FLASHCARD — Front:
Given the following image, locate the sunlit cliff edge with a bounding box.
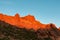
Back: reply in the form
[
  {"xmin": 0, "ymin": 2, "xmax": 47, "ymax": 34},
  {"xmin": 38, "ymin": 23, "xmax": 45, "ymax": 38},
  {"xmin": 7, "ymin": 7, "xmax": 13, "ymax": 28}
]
[{"xmin": 0, "ymin": 13, "xmax": 59, "ymax": 31}]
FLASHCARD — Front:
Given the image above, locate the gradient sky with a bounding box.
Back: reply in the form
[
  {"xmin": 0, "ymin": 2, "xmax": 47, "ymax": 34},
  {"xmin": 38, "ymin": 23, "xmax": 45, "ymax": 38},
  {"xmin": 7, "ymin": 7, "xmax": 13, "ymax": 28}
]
[{"xmin": 0, "ymin": 0, "xmax": 60, "ymax": 27}]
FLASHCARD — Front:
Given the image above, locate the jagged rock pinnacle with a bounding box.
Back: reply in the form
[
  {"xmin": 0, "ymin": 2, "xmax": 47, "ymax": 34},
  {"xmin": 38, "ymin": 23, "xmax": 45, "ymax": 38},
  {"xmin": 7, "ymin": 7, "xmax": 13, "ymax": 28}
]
[{"xmin": 15, "ymin": 13, "xmax": 20, "ymax": 18}]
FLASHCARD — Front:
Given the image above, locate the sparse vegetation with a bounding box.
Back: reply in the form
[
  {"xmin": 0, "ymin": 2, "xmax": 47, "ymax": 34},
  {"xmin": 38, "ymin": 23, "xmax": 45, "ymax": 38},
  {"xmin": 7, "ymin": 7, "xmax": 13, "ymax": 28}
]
[{"xmin": 0, "ymin": 21, "xmax": 60, "ymax": 40}]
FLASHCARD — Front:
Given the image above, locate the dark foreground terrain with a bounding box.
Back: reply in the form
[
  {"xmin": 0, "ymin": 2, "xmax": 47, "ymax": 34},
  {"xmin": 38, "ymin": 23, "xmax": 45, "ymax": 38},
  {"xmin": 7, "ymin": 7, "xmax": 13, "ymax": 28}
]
[{"xmin": 0, "ymin": 20, "xmax": 60, "ymax": 40}]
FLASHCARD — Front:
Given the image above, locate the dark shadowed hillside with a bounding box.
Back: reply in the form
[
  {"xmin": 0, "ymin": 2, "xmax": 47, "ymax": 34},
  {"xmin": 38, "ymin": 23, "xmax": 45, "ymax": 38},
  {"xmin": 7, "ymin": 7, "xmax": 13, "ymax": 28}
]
[{"xmin": 0, "ymin": 20, "xmax": 60, "ymax": 40}]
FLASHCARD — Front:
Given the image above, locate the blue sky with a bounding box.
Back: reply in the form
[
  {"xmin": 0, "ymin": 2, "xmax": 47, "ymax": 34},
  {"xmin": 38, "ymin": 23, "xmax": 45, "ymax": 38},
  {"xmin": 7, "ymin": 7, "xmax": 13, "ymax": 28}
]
[{"xmin": 0, "ymin": 0, "xmax": 60, "ymax": 27}]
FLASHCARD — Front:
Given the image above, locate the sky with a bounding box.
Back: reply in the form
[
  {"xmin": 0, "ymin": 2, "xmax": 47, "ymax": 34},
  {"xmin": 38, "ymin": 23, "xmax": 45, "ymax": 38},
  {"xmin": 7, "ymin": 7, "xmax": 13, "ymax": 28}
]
[{"xmin": 0, "ymin": 0, "xmax": 60, "ymax": 27}]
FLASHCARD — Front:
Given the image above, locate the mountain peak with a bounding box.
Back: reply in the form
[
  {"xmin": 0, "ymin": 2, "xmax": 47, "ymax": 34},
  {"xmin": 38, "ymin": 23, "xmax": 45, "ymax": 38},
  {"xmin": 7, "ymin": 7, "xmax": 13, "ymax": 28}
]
[
  {"xmin": 15, "ymin": 13, "xmax": 20, "ymax": 18},
  {"xmin": 24, "ymin": 14, "xmax": 35, "ymax": 22}
]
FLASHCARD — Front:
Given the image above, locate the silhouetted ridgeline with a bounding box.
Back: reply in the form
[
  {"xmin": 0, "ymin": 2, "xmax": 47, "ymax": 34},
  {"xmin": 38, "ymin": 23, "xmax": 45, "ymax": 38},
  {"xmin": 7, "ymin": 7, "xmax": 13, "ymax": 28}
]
[{"xmin": 0, "ymin": 20, "xmax": 60, "ymax": 40}]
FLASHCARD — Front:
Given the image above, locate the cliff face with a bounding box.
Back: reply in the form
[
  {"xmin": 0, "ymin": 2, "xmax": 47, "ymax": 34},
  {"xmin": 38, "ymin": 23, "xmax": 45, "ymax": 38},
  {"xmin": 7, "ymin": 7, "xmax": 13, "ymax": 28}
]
[{"xmin": 0, "ymin": 13, "xmax": 57, "ymax": 31}]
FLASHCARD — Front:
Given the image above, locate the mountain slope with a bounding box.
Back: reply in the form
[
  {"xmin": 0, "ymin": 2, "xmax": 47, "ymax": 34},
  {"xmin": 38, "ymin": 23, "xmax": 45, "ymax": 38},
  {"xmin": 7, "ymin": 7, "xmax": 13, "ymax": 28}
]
[
  {"xmin": 0, "ymin": 13, "xmax": 60, "ymax": 40},
  {"xmin": 0, "ymin": 20, "xmax": 60, "ymax": 40},
  {"xmin": 0, "ymin": 20, "xmax": 38, "ymax": 40}
]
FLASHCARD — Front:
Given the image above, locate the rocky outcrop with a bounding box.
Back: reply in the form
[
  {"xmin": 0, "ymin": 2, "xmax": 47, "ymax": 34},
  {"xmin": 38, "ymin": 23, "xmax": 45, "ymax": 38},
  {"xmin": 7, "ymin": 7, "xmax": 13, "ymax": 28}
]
[{"xmin": 0, "ymin": 13, "xmax": 46, "ymax": 31}]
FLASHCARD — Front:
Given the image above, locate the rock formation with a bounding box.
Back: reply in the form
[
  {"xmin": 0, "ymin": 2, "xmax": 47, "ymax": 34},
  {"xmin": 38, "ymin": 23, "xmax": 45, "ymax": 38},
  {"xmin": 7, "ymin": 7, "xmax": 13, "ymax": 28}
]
[{"xmin": 0, "ymin": 13, "xmax": 60, "ymax": 40}]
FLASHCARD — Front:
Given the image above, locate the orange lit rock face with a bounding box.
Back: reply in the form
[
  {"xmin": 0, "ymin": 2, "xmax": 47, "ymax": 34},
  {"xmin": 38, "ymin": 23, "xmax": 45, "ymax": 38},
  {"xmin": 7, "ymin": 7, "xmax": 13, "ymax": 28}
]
[{"xmin": 0, "ymin": 13, "xmax": 56, "ymax": 31}]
